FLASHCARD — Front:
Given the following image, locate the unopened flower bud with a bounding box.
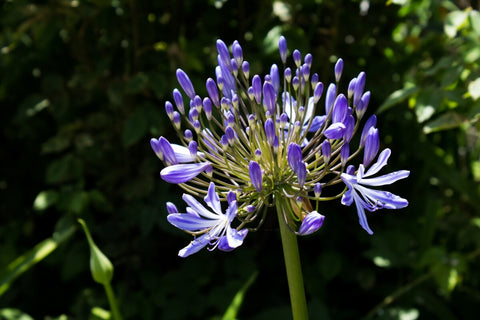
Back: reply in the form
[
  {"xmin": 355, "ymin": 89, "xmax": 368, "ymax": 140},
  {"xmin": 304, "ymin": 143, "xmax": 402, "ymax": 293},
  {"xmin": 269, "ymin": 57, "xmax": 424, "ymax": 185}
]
[
  {"xmin": 293, "ymin": 49, "xmax": 301, "ymax": 67},
  {"xmin": 334, "ymin": 58, "xmax": 344, "ymax": 83},
  {"xmin": 173, "ymin": 89, "xmax": 185, "ymax": 114},
  {"xmin": 242, "ymin": 61, "xmax": 250, "ymax": 79},
  {"xmin": 176, "ymin": 68, "xmax": 196, "ymax": 99},
  {"xmin": 249, "ymin": 161, "xmax": 263, "ymax": 192},
  {"xmin": 165, "ymin": 101, "xmax": 174, "ymax": 120},
  {"xmin": 206, "ymin": 78, "xmax": 220, "ymax": 107},
  {"xmin": 279, "ymin": 36, "xmax": 288, "ymax": 63},
  {"xmin": 252, "ymin": 75, "xmax": 262, "ymax": 104}
]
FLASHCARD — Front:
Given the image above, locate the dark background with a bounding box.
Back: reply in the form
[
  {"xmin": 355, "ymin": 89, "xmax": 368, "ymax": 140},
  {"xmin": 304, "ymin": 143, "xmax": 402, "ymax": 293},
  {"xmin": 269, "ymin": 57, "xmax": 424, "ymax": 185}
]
[{"xmin": 1, "ymin": 0, "xmax": 480, "ymax": 319}]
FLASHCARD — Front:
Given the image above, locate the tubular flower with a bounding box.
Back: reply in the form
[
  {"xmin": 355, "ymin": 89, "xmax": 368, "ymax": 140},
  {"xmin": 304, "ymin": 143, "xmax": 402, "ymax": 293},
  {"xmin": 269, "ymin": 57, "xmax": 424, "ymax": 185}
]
[
  {"xmin": 167, "ymin": 182, "xmax": 248, "ymax": 257},
  {"xmin": 341, "ymin": 149, "xmax": 410, "ymax": 235},
  {"xmin": 151, "ymin": 35, "xmax": 410, "ymax": 256}
]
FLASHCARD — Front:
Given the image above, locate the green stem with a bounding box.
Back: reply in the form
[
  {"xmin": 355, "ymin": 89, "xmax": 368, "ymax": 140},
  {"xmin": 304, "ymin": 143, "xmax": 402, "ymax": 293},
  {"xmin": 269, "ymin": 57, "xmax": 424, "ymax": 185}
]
[
  {"xmin": 104, "ymin": 282, "xmax": 123, "ymax": 320},
  {"xmin": 276, "ymin": 197, "xmax": 309, "ymax": 320}
]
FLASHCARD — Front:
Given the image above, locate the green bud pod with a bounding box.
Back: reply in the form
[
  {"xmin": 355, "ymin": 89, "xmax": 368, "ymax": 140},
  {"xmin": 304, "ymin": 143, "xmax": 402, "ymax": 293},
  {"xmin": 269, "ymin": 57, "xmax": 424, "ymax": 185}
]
[{"xmin": 78, "ymin": 219, "xmax": 113, "ymax": 286}]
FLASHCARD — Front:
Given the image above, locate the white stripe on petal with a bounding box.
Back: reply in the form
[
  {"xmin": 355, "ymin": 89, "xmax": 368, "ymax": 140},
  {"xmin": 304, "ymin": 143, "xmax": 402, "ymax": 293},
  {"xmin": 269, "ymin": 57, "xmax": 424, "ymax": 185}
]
[
  {"xmin": 167, "ymin": 213, "xmax": 218, "ymax": 231},
  {"xmin": 204, "ymin": 182, "xmax": 222, "ymax": 214},
  {"xmin": 359, "ymin": 170, "xmax": 410, "ymax": 186},
  {"xmin": 160, "ymin": 162, "xmax": 210, "ymax": 183},
  {"xmin": 182, "ymin": 194, "xmax": 220, "ymax": 220}
]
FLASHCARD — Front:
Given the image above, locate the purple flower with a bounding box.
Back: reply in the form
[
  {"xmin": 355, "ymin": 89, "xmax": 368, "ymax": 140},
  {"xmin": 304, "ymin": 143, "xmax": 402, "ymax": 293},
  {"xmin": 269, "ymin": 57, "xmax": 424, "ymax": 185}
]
[
  {"xmin": 252, "ymin": 75, "xmax": 262, "ymax": 104},
  {"xmin": 287, "ymin": 143, "xmax": 303, "ymax": 171},
  {"xmin": 176, "ymin": 69, "xmax": 196, "ymax": 100},
  {"xmin": 364, "ymin": 127, "xmax": 380, "ymax": 167},
  {"xmin": 279, "ymin": 36, "xmax": 288, "ymax": 63},
  {"xmin": 263, "ymin": 82, "xmax": 276, "ymax": 114},
  {"xmin": 249, "ymin": 161, "xmax": 263, "ymax": 192},
  {"xmin": 216, "ymin": 39, "xmax": 232, "ymax": 72},
  {"xmin": 167, "ymin": 182, "xmax": 248, "ymax": 257},
  {"xmin": 172, "ymin": 88, "xmax": 185, "ymax": 114},
  {"xmin": 324, "ymin": 122, "xmax": 346, "ymax": 140},
  {"xmin": 298, "ymin": 211, "xmax": 325, "ymax": 235},
  {"xmin": 206, "ymin": 78, "xmax": 220, "ymax": 107},
  {"xmin": 353, "ymin": 71, "xmax": 366, "ymax": 107},
  {"xmin": 334, "ymin": 58, "xmax": 344, "ymax": 83},
  {"xmin": 341, "ymin": 149, "xmax": 410, "ymax": 235},
  {"xmin": 325, "ymin": 83, "xmax": 336, "ymax": 115},
  {"xmin": 160, "ymin": 162, "xmax": 211, "ymax": 184},
  {"xmin": 264, "ymin": 118, "xmax": 276, "ymax": 146}
]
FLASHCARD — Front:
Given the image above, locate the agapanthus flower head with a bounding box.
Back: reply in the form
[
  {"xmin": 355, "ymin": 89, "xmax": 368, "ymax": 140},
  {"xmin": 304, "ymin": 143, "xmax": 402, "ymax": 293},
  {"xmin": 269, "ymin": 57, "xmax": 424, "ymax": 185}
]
[{"xmin": 152, "ymin": 36, "xmax": 409, "ymax": 256}]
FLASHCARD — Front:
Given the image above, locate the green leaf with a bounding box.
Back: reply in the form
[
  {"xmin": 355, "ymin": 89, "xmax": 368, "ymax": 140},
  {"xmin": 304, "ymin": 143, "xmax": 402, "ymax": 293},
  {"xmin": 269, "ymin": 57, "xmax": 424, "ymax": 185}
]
[
  {"xmin": 468, "ymin": 77, "xmax": 480, "ymax": 100},
  {"xmin": 78, "ymin": 219, "xmax": 114, "ymax": 286},
  {"xmin": 125, "ymin": 73, "xmax": 149, "ymax": 95},
  {"xmin": 0, "ymin": 309, "xmax": 34, "ymax": 320},
  {"xmin": 0, "ymin": 219, "xmax": 75, "ymax": 297},
  {"xmin": 221, "ymin": 271, "xmax": 258, "ymax": 320},
  {"xmin": 122, "ymin": 107, "xmax": 150, "ymax": 147},
  {"xmin": 378, "ymin": 84, "xmax": 418, "ymax": 113},
  {"xmin": 263, "ymin": 26, "xmax": 284, "ymax": 56},
  {"xmin": 90, "ymin": 307, "xmax": 111, "ymax": 320},
  {"xmin": 469, "ymin": 10, "xmax": 480, "ymax": 36},
  {"xmin": 444, "ymin": 10, "xmax": 469, "ymax": 38},
  {"xmin": 415, "ymin": 88, "xmax": 442, "ymax": 123},
  {"xmin": 45, "ymin": 154, "xmax": 83, "ymax": 185},
  {"xmin": 33, "ymin": 190, "xmax": 58, "ymax": 211},
  {"xmin": 423, "ymin": 112, "xmax": 465, "ymax": 134}
]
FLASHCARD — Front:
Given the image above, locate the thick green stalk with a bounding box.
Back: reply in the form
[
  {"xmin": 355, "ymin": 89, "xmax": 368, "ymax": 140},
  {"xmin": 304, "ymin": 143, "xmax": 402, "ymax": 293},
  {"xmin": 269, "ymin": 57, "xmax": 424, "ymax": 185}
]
[
  {"xmin": 104, "ymin": 282, "xmax": 123, "ymax": 320},
  {"xmin": 276, "ymin": 197, "xmax": 309, "ymax": 320}
]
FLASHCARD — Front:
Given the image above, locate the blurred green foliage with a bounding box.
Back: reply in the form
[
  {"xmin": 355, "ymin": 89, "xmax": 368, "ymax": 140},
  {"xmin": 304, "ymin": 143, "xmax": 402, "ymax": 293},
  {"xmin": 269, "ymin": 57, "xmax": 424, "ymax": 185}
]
[{"xmin": 1, "ymin": 0, "xmax": 480, "ymax": 319}]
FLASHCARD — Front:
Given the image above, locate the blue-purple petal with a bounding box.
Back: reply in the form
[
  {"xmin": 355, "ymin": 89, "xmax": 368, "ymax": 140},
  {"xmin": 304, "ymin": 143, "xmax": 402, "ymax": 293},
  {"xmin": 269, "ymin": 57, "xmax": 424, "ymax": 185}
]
[
  {"xmin": 249, "ymin": 161, "xmax": 263, "ymax": 192},
  {"xmin": 176, "ymin": 69, "xmax": 196, "ymax": 100},
  {"xmin": 204, "ymin": 182, "xmax": 222, "ymax": 214},
  {"xmin": 178, "ymin": 233, "xmax": 211, "ymax": 258},
  {"xmin": 287, "ymin": 143, "xmax": 303, "ymax": 171},
  {"xmin": 324, "ymin": 122, "xmax": 346, "ymax": 139},
  {"xmin": 160, "ymin": 162, "xmax": 210, "ymax": 184},
  {"xmin": 364, "ymin": 148, "xmax": 391, "ymax": 177},
  {"xmin": 298, "ymin": 211, "xmax": 325, "ymax": 235},
  {"xmin": 159, "ymin": 137, "xmax": 177, "ymax": 165},
  {"xmin": 364, "ymin": 127, "xmax": 379, "ymax": 167},
  {"xmin": 307, "ymin": 115, "xmax": 326, "ymax": 132},
  {"xmin": 360, "ymin": 170, "xmax": 410, "ymax": 186},
  {"xmin": 167, "ymin": 213, "xmax": 218, "ymax": 231},
  {"xmin": 279, "ymin": 36, "xmax": 288, "ymax": 63},
  {"xmin": 218, "ymin": 228, "xmax": 248, "ymax": 252},
  {"xmin": 263, "ymin": 82, "xmax": 276, "ymax": 114}
]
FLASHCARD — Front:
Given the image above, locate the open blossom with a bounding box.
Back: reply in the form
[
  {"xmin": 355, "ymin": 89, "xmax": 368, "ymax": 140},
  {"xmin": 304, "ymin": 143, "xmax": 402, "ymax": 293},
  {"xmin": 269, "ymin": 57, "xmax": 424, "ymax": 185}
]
[
  {"xmin": 341, "ymin": 149, "xmax": 410, "ymax": 235},
  {"xmin": 151, "ymin": 36, "xmax": 409, "ymax": 256},
  {"xmin": 167, "ymin": 182, "xmax": 248, "ymax": 257}
]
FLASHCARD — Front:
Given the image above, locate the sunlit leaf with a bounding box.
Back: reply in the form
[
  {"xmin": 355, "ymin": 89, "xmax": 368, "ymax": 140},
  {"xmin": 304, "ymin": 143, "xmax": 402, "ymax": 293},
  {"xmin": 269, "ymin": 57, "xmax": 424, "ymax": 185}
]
[
  {"xmin": 378, "ymin": 84, "xmax": 418, "ymax": 113},
  {"xmin": 444, "ymin": 10, "xmax": 469, "ymax": 38},
  {"xmin": 415, "ymin": 88, "xmax": 442, "ymax": 123},
  {"xmin": 0, "ymin": 309, "xmax": 34, "ymax": 320},
  {"xmin": 91, "ymin": 307, "xmax": 111, "ymax": 320},
  {"xmin": 468, "ymin": 77, "xmax": 480, "ymax": 100},
  {"xmin": 0, "ymin": 219, "xmax": 75, "ymax": 296},
  {"xmin": 423, "ymin": 112, "xmax": 465, "ymax": 134},
  {"xmin": 33, "ymin": 190, "xmax": 58, "ymax": 211},
  {"xmin": 469, "ymin": 10, "xmax": 480, "ymax": 36},
  {"xmin": 221, "ymin": 271, "xmax": 258, "ymax": 320}
]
